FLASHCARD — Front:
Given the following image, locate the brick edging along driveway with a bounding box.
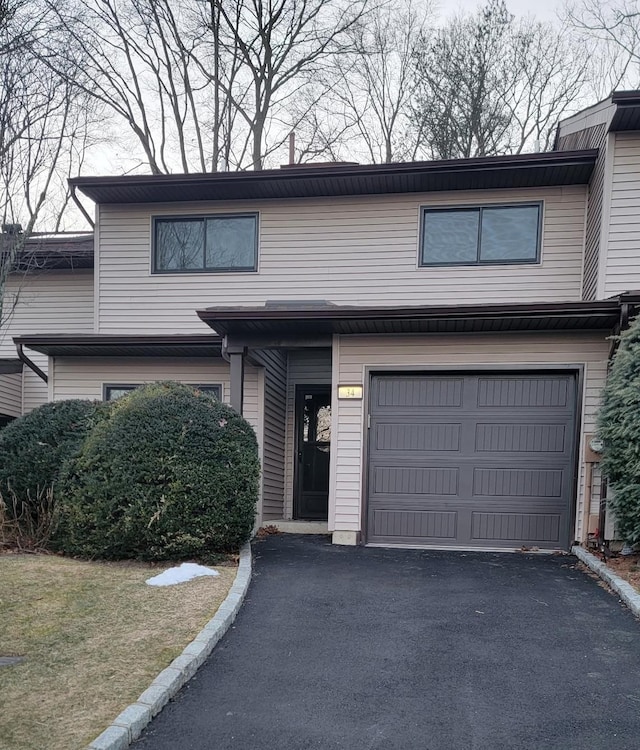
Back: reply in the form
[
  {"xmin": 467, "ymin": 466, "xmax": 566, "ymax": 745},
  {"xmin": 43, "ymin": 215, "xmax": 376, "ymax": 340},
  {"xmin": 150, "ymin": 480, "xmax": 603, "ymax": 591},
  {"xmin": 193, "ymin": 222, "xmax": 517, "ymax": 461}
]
[{"xmin": 572, "ymin": 545, "xmax": 640, "ymax": 618}]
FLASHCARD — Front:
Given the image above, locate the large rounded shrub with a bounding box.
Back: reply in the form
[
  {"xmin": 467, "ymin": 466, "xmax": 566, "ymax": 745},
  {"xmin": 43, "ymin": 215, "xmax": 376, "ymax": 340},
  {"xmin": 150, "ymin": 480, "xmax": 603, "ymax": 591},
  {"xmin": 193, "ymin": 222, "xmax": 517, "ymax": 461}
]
[
  {"xmin": 0, "ymin": 398, "xmax": 101, "ymax": 510},
  {"xmin": 598, "ymin": 315, "xmax": 640, "ymax": 544},
  {"xmin": 55, "ymin": 381, "xmax": 259, "ymax": 560}
]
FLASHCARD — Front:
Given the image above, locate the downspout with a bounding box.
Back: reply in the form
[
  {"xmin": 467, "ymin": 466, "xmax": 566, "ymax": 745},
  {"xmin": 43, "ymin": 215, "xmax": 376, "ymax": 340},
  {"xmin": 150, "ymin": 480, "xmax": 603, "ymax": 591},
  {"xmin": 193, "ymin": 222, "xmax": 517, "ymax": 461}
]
[
  {"xmin": 70, "ymin": 185, "xmax": 95, "ymax": 230},
  {"xmin": 221, "ymin": 335, "xmax": 230, "ymax": 363},
  {"xmin": 15, "ymin": 342, "xmax": 48, "ymax": 383},
  {"xmin": 582, "ymin": 459, "xmax": 593, "ymax": 545},
  {"xmin": 597, "ymin": 478, "xmax": 608, "ymax": 551},
  {"xmin": 599, "ymin": 300, "xmax": 631, "ymax": 551},
  {"xmin": 608, "ymin": 301, "xmax": 630, "ymax": 362}
]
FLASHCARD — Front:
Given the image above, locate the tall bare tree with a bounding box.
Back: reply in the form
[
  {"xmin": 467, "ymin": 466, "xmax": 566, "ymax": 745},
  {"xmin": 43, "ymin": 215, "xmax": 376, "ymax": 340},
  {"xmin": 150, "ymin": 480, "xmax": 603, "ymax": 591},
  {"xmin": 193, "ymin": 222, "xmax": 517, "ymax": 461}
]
[
  {"xmin": 39, "ymin": 0, "xmax": 373, "ymax": 173},
  {"xmin": 199, "ymin": 0, "xmax": 373, "ymax": 170},
  {"xmin": 412, "ymin": 0, "xmax": 592, "ymax": 159},
  {"xmin": 503, "ymin": 16, "xmax": 592, "ymax": 152},
  {"xmin": 39, "ymin": 0, "xmax": 216, "ymax": 174},
  {"xmin": 301, "ymin": 0, "xmax": 431, "ymax": 164},
  {"xmin": 566, "ymin": 0, "xmax": 640, "ymax": 93},
  {"xmin": 0, "ymin": 0, "xmax": 94, "ymax": 336}
]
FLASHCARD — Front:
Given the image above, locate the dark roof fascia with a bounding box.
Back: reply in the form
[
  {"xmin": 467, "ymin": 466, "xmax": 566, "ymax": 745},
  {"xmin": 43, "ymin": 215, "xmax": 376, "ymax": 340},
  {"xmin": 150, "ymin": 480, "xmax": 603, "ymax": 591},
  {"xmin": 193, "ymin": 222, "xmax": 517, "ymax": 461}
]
[
  {"xmin": 609, "ymin": 91, "xmax": 640, "ymax": 132},
  {"xmin": 69, "ymin": 150, "xmax": 598, "ymax": 205},
  {"xmin": 198, "ymin": 300, "xmax": 621, "ymax": 324},
  {"xmin": 14, "ymin": 334, "xmax": 223, "ymax": 358},
  {"xmin": 196, "ymin": 300, "xmax": 623, "ymax": 338},
  {"xmin": 0, "ymin": 358, "xmax": 23, "ymax": 374},
  {"xmin": 2, "ymin": 232, "xmax": 94, "ymax": 271},
  {"xmin": 9, "ymin": 251, "xmax": 94, "ymax": 271},
  {"xmin": 611, "ymin": 91, "xmax": 640, "ymax": 106},
  {"xmin": 554, "ymin": 90, "xmax": 640, "ymax": 146},
  {"xmin": 618, "ymin": 291, "xmax": 640, "ymax": 304}
]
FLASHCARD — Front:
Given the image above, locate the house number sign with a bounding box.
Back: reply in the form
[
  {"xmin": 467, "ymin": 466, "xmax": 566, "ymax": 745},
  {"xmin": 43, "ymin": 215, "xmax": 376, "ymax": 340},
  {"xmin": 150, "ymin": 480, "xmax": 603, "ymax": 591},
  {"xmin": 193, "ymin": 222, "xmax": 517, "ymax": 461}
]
[{"xmin": 338, "ymin": 385, "xmax": 363, "ymax": 400}]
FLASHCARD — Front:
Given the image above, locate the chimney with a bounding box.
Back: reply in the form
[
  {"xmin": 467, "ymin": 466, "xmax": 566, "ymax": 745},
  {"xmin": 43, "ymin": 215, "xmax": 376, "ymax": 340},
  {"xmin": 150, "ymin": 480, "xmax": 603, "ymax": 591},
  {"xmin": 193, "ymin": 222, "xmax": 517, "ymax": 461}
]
[
  {"xmin": 289, "ymin": 131, "xmax": 295, "ymax": 165},
  {"xmin": 2, "ymin": 223, "xmax": 22, "ymax": 235}
]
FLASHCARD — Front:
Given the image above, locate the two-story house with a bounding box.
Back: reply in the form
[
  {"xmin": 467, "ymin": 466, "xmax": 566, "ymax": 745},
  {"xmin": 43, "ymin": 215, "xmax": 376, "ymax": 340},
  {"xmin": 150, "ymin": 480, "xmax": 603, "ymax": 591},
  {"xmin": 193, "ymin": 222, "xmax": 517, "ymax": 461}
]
[{"xmin": 3, "ymin": 90, "xmax": 640, "ymax": 552}]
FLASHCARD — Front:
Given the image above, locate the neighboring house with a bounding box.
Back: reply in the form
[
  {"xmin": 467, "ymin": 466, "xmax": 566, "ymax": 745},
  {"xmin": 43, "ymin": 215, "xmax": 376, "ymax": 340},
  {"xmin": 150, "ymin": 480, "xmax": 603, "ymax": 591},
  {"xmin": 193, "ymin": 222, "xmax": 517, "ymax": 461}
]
[
  {"xmin": 0, "ymin": 231, "xmax": 94, "ymax": 423},
  {"xmin": 2, "ymin": 91, "xmax": 640, "ymax": 551}
]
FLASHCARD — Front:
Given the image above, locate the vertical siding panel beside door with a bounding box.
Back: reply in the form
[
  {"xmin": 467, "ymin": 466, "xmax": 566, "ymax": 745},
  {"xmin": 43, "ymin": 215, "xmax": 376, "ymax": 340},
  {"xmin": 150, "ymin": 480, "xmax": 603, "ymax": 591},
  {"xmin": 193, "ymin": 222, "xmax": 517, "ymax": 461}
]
[
  {"xmin": 332, "ymin": 332, "xmax": 609, "ymax": 543},
  {"xmin": 252, "ymin": 349, "xmax": 287, "ymax": 521}
]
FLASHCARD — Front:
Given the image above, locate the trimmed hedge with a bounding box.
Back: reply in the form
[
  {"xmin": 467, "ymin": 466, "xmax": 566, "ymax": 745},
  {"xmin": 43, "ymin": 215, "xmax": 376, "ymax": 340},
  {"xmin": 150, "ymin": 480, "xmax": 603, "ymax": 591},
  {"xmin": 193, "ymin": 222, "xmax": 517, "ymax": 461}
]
[
  {"xmin": 54, "ymin": 381, "xmax": 259, "ymax": 560},
  {"xmin": 0, "ymin": 399, "xmax": 101, "ymax": 511}
]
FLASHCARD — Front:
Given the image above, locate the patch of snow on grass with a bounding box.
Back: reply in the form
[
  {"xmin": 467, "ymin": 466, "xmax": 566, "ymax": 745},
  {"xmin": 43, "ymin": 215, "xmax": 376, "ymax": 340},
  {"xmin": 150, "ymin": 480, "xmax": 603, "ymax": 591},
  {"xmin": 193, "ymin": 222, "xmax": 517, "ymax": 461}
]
[{"xmin": 146, "ymin": 563, "xmax": 220, "ymax": 587}]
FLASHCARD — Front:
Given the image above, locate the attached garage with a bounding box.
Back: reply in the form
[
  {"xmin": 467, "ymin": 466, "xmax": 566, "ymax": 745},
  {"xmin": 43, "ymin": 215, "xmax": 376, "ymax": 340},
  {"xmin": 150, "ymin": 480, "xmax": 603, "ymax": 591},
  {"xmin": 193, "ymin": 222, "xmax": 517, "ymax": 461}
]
[{"xmin": 366, "ymin": 372, "xmax": 578, "ymax": 550}]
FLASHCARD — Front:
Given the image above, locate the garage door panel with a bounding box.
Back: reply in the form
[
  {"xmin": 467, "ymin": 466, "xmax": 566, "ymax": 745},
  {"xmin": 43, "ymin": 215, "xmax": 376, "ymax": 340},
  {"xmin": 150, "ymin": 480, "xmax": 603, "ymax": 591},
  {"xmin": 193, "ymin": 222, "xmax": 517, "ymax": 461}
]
[
  {"xmin": 370, "ymin": 496, "xmax": 566, "ymax": 511},
  {"xmin": 477, "ymin": 376, "xmax": 571, "ymax": 408},
  {"xmin": 471, "ymin": 512, "xmax": 562, "ymax": 543},
  {"xmin": 375, "ymin": 376, "xmax": 464, "ymax": 408},
  {"xmin": 475, "ymin": 423, "xmax": 568, "ymax": 453},
  {"xmin": 373, "ymin": 466, "xmax": 459, "ymax": 496},
  {"xmin": 372, "ymin": 510, "xmax": 458, "ymax": 540},
  {"xmin": 374, "ymin": 422, "xmax": 461, "ymax": 451},
  {"xmin": 371, "ymin": 508, "xmax": 564, "ymax": 545},
  {"xmin": 472, "ymin": 467, "xmax": 564, "ymax": 498},
  {"xmin": 367, "ymin": 373, "xmax": 576, "ymax": 549}
]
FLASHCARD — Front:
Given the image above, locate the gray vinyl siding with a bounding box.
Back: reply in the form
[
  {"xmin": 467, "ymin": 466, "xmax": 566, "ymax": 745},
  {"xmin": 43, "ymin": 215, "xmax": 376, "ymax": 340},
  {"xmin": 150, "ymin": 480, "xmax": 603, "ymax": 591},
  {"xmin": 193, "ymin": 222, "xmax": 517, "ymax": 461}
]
[
  {"xmin": 571, "ymin": 124, "xmax": 607, "ymax": 301},
  {"xmin": 0, "ymin": 372, "xmax": 22, "ymax": 417},
  {"xmin": 52, "ymin": 355, "xmax": 259, "ymax": 428},
  {"xmin": 604, "ymin": 132, "xmax": 640, "ymax": 297},
  {"xmin": 556, "ymin": 121, "xmax": 609, "ymax": 301},
  {"xmin": 252, "ymin": 349, "xmax": 287, "ymax": 521},
  {"xmin": 21, "ymin": 367, "xmax": 48, "ymax": 414},
  {"xmin": 554, "ymin": 100, "xmax": 614, "ymax": 151},
  {"xmin": 330, "ymin": 332, "xmax": 609, "ymax": 543},
  {"xmin": 50, "ymin": 356, "xmax": 258, "ymax": 425},
  {"xmin": 95, "ymin": 186, "xmax": 587, "ymax": 333},
  {"xmin": 556, "ymin": 123, "xmax": 607, "ymax": 152},
  {"xmin": 284, "ymin": 349, "xmax": 332, "ymax": 518},
  {"xmin": 0, "ymin": 270, "xmax": 94, "ymax": 413}
]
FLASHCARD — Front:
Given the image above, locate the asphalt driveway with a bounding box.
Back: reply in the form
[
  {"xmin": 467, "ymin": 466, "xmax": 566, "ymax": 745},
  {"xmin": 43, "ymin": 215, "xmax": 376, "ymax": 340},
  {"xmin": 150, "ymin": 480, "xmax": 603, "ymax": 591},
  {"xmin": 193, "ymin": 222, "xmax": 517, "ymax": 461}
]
[{"xmin": 135, "ymin": 535, "xmax": 640, "ymax": 750}]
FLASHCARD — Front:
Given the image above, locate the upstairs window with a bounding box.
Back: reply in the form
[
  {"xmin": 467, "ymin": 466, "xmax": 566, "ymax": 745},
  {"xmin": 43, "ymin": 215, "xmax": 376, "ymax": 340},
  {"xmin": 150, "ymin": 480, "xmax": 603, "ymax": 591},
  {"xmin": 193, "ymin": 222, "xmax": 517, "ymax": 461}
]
[
  {"xmin": 153, "ymin": 214, "xmax": 258, "ymax": 273},
  {"xmin": 420, "ymin": 203, "xmax": 541, "ymax": 266}
]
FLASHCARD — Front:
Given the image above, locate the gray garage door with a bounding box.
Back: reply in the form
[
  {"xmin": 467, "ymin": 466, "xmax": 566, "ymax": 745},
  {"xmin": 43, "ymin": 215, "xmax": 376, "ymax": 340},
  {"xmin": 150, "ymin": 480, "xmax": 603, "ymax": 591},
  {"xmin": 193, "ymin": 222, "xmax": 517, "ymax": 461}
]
[{"xmin": 367, "ymin": 373, "xmax": 577, "ymax": 549}]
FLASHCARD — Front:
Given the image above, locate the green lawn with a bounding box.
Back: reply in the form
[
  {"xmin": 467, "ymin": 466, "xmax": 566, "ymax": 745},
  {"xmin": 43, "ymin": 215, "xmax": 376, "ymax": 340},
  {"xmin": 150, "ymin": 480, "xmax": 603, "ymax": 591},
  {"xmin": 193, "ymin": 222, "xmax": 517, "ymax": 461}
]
[{"xmin": 0, "ymin": 554, "xmax": 236, "ymax": 750}]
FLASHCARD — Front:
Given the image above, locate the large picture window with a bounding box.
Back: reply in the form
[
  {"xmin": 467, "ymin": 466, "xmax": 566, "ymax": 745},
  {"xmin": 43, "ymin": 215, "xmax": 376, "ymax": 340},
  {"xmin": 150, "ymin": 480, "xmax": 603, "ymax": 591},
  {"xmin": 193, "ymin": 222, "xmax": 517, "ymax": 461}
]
[
  {"xmin": 153, "ymin": 214, "xmax": 258, "ymax": 273},
  {"xmin": 420, "ymin": 203, "xmax": 542, "ymax": 266}
]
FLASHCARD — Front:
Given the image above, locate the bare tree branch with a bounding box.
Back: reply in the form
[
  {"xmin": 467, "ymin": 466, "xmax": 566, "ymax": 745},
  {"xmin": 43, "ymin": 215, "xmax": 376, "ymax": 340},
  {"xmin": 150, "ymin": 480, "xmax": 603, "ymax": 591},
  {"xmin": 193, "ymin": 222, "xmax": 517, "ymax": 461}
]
[
  {"xmin": 566, "ymin": 0, "xmax": 640, "ymax": 94},
  {"xmin": 0, "ymin": 1, "xmax": 94, "ymax": 336},
  {"xmin": 412, "ymin": 0, "xmax": 593, "ymax": 159}
]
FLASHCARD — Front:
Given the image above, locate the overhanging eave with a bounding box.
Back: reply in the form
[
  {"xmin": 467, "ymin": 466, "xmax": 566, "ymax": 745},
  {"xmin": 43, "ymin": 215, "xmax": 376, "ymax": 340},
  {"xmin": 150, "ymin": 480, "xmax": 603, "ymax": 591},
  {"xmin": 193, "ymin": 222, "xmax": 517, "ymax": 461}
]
[
  {"xmin": 0, "ymin": 358, "xmax": 23, "ymax": 374},
  {"xmin": 70, "ymin": 150, "xmax": 598, "ymax": 205},
  {"xmin": 13, "ymin": 334, "xmax": 223, "ymax": 358},
  {"xmin": 196, "ymin": 300, "xmax": 624, "ymax": 342}
]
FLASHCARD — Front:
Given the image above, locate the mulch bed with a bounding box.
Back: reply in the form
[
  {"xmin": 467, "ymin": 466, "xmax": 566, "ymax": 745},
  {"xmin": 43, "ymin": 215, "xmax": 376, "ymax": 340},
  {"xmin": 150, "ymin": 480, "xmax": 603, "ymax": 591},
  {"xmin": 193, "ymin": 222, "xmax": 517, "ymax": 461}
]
[{"xmin": 603, "ymin": 553, "xmax": 640, "ymax": 594}]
